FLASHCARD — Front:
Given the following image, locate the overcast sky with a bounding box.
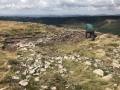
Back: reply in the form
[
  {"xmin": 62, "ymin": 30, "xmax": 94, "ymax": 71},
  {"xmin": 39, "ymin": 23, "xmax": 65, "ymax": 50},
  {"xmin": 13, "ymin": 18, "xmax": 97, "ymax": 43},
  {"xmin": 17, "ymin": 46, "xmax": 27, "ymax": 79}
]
[{"xmin": 0, "ymin": 0, "xmax": 120, "ymax": 16}]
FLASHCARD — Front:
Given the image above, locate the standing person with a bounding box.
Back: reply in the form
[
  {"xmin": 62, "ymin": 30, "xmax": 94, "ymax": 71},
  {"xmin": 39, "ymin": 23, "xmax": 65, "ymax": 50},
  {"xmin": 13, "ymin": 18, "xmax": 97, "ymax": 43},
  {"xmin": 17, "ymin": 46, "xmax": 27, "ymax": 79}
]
[{"xmin": 85, "ymin": 23, "xmax": 95, "ymax": 41}]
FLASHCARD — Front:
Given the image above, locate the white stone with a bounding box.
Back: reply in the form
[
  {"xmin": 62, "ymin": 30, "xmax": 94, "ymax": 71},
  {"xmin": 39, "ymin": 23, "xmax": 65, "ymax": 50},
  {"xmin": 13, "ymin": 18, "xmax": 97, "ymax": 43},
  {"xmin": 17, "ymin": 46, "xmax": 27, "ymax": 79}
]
[
  {"xmin": 93, "ymin": 69, "xmax": 104, "ymax": 76},
  {"xmin": 85, "ymin": 61, "xmax": 91, "ymax": 66},
  {"xmin": 34, "ymin": 77, "xmax": 39, "ymax": 82},
  {"xmin": 8, "ymin": 65, "xmax": 11, "ymax": 68},
  {"xmin": 45, "ymin": 64, "xmax": 49, "ymax": 69},
  {"xmin": 58, "ymin": 60, "xmax": 62, "ymax": 64},
  {"xmin": 22, "ymin": 63, "xmax": 27, "ymax": 67},
  {"xmin": 19, "ymin": 80, "xmax": 28, "ymax": 86},
  {"xmin": 12, "ymin": 76, "xmax": 20, "ymax": 80},
  {"xmin": 20, "ymin": 47, "xmax": 27, "ymax": 51},
  {"xmin": 94, "ymin": 63, "xmax": 98, "ymax": 67},
  {"xmin": 78, "ymin": 58, "xmax": 82, "ymax": 60},
  {"xmin": 114, "ymin": 84, "xmax": 117, "ymax": 87},
  {"xmin": 64, "ymin": 56, "xmax": 69, "ymax": 59},
  {"xmin": 65, "ymin": 85, "xmax": 69, "ymax": 89},
  {"xmin": 84, "ymin": 57, "xmax": 89, "ymax": 60},
  {"xmin": 55, "ymin": 56, "xmax": 62, "ymax": 60},
  {"xmin": 29, "ymin": 69, "xmax": 35, "ymax": 74},
  {"xmin": 41, "ymin": 86, "xmax": 48, "ymax": 89},
  {"xmin": 51, "ymin": 87, "xmax": 56, "ymax": 90},
  {"xmin": 15, "ymin": 71, "xmax": 20, "ymax": 74},
  {"xmin": 70, "ymin": 56, "xmax": 75, "ymax": 60},
  {"xmin": 70, "ymin": 71, "xmax": 74, "ymax": 74},
  {"xmin": 35, "ymin": 59, "xmax": 39, "ymax": 62},
  {"xmin": 41, "ymin": 68, "xmax": 46, "ymax": 72},
  {"xmin": 33, "ymin": 73, "xmax": 39, "ymax": 76},
  {"xmin": 75, "ymin": 59, "xmax": 79, "ymax": 62},
  {"xmin": 22, "ymin": 70, "xmax": 28, "ymax": 75},
  {"xmin": 50, "ymin": 60, "xmax": 54, "ymax": 63}
]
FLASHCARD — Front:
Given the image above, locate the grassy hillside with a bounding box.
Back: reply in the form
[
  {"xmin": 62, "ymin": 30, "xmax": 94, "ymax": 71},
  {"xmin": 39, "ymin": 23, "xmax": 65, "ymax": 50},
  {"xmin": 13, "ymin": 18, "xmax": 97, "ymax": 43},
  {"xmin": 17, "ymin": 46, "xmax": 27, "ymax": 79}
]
[
  {"xmin": 0, "ymin": 16, "xmax": 120, "ymax": 36},
  {"xmin": 0, "ymin": 21, "xmax": 120, "ymax": 90},
  {"xmin": 93, "ymin": 19, "xmax": 120, "ymax": 36}
]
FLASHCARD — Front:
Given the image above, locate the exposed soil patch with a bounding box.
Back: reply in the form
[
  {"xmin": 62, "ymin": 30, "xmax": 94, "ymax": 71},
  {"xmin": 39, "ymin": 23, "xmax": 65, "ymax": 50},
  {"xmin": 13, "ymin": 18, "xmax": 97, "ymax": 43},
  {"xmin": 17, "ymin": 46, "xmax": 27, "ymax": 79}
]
[{"xmin": 2, "ymin": 31, "xmax": 85, "ymax": 51}]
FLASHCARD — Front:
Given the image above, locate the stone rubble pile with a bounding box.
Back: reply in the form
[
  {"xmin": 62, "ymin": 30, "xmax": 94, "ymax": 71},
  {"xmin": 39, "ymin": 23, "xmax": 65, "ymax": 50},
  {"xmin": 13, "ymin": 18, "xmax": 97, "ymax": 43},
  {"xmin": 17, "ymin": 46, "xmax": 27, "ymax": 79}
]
[{"xmin": 11, "ymin": 41, "xmax": 120, "ymax": 90}]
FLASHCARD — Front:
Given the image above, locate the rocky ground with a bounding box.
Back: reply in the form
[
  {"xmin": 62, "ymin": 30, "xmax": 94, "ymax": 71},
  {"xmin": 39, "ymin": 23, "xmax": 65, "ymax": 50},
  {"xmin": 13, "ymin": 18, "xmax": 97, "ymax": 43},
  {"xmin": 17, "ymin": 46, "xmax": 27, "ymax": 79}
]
[{"xmin": 0, "ymin": 21, "xmax": 120, "ymax": 90}]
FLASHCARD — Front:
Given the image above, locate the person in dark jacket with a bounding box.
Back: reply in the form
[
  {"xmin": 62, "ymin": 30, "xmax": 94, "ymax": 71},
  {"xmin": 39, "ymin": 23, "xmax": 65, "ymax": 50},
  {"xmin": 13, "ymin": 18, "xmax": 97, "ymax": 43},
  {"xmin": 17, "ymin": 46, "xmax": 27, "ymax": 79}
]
[{"xmin": 85, "ymin": 23, "xmax": 96, "ymax": 40}]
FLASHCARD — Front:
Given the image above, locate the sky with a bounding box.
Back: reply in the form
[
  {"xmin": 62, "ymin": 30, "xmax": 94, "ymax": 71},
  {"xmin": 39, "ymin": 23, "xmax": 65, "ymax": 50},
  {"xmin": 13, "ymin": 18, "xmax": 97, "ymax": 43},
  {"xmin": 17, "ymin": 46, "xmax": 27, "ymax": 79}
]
[{"xmin": 0, "ymin": 0, "xmax": 120, "ymax": 16}]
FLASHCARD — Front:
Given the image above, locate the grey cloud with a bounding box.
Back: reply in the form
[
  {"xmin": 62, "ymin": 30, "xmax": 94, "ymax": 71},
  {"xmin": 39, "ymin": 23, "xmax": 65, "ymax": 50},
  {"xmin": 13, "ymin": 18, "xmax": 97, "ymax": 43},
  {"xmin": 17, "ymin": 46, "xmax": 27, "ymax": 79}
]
[{"xmin": 0, "ymin": 0, "xmax": 120, "ymax": 15}]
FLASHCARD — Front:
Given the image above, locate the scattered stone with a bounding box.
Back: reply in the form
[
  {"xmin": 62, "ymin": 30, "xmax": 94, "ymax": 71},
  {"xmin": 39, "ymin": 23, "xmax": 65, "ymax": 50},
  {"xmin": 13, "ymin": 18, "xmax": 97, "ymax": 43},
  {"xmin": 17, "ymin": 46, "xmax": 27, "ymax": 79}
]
[
  {"xmin": 9, "ymin": 35, "xmax": 120, "ymax": 89},
  {"xmin": 19, "ymin": 80, "xmax": 28, "ymax": 86},
  {"xmin": 85, "ymin": 61, "xmax": 91, "ymax": 66},
  {"xmin": 26, "ymin": 75, "xmax": 31, "ymax": 79},
  {"xmin": 70, "ymin": 71, "xmax": 74, "ymax": 74},
  {"xmin": 94, "ymin": 63, "xmax": 98, "ymax": 67},
  {"xmin": 71, "ymin": 56, "xmax": 75, "ymax": 60},
  {"xmin": 93, "ymin": 69, "xmax": 104, "ymax": 76},
  {"xmin": 12, "ymin": 76, "xmax": 20, "ymax": 80},
  {"xmin": 8, "ymin": 65, "xmax": 11, "ymax": 68},
  {"xmin": 114, "ymin": 84, "xmax": 117, "ymax": 87},
  {"xmin": 15, "ymin": 71, "xmax": 20, "ymax": 74},
  {"xmin": 34, "ymin": 77, "xmax": 39, "ymax": 82},
  {"xmin": 84, "ymin": 57, "xmax": 89, "ymax": 60},
  {"xmin": 58, "ymin": 60, "xmax": 62, "ymax": 64},
  {"xmin": 33, "ymin": 73, "xmax": 39, "ymax": 76},
  {"xmin": 29, "ymin": 69, "xmax": 35, "ymax": 74},
  {"xmin": 22, "ymin": 70, "xmax": 28, "ymax": 75},
  {"xmin": 51, "ymin": 87, "xmax": 57, "ymax": 90},
  {"xmin": 41, "ymin": 86, "xmax": 48, "ymax": 89},
  {"xmin": 64, "ymin": 56, "xmax": 69, "ymax": 59},
  {"xmin": 20, "ymin": 47, "xmax": 27, "ymax": 51},
  {"xmin": 41, "ymin": 68, "xmax": 46, "ymax": 72},
  {"xmin": 55, "ymin": 56, "xmax": 62, "ymax": 60}
]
